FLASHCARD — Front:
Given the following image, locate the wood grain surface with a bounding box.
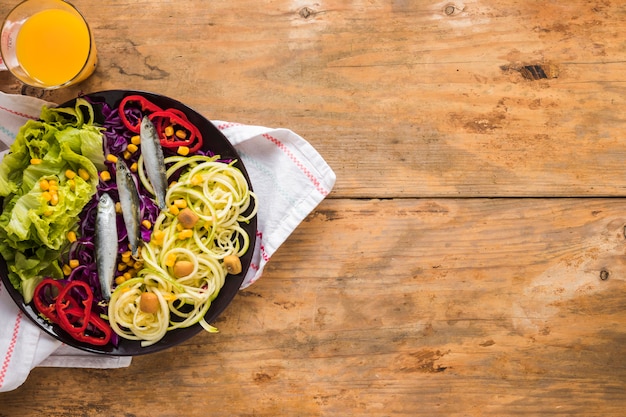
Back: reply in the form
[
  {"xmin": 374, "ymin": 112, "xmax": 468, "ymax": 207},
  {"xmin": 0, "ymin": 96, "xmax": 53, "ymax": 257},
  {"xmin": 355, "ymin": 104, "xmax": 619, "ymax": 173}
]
[{"xmin": 1, "ymin": 0, "xmax": 626, "ymax": 416}]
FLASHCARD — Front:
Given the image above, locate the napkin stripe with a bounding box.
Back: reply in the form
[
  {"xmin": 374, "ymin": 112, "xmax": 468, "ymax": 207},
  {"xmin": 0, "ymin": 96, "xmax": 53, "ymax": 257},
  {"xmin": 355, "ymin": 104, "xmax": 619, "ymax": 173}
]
[
  {"xmin": 262, "ymin": 133, "xmax": 330, "ymax": 197},
  {"xmin": 0, "ymin": 104, "xmax": 38, "ymax": 120},
  {"xmin": 216, "ymin": 122, "xmax": 243, "ymax": 130},
  {"xmin": 257, "ymin": 231, "xmax": 269, "ymax": 262},
  {"xmin": 0, "ymin": 126, "xmax": 14, "ymax": 140},
  {"xmin": 245, "ymin": 232, "xmax": 266, "ymax": 274},
  {"xmin": 0, "ymin": 310, "xmax": 22, "ymax": 390}
]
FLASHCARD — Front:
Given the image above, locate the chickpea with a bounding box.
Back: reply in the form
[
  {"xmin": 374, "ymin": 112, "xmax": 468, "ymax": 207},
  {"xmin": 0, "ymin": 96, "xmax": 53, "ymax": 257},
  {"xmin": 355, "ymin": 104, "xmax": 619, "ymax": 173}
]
[
  {"xmin": 139, "ymin": 292, "xmax": 160, "ymax": 314},
  {"xmin": 223, "ymin": 255, "xmax": 242, "ymax": 275},
  {"xmin": 177, "ymin": 207, "xmax": 199, "ymax": 229},
  {"xmin": 173, "ymin": 260, "xmax": 194, "ymax": 278}
]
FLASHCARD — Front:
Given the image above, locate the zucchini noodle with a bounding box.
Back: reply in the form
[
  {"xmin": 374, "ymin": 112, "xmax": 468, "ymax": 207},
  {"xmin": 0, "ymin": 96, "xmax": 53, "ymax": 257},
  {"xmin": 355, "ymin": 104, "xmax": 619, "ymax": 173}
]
[{"xmin": 108, "ymin": 155, "xmax": 257, "ymax": 346}]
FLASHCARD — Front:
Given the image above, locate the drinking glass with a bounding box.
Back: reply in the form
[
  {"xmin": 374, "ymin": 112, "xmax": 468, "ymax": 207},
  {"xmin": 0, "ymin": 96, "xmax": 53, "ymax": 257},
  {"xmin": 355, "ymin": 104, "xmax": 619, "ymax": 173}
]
[{"xmin": 0, "ymin": 0, "xmax": 97, "ymax": 89}]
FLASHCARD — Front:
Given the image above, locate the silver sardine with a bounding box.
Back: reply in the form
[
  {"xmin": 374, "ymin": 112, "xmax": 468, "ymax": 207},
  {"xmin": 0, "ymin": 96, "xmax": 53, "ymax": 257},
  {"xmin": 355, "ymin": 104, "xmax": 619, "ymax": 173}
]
[
  {"xmin": 95, "ymin": 193, "xmax": 118, "ymax": 301},
  {"xmin": 140, "ymin": 116, "xmax": 167, "ymax": 210},
  {"xmin": 116, "ymin": 159, "xmax": 142, "ymax": 257}
]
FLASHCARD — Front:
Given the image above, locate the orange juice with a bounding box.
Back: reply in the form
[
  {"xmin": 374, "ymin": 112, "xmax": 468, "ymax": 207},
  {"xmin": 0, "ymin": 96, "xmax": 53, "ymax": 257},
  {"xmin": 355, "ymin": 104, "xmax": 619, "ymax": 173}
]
[{"xmin": 15, "ymin": 8, "xmax": 95, "ymax": 87}]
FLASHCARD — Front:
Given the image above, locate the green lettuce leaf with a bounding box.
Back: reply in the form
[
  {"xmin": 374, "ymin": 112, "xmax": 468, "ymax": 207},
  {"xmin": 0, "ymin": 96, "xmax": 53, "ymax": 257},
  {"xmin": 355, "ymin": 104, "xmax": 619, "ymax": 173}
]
[{"xmin": 0, "ymin": 98, "xmax": 105, "ymax": 302}]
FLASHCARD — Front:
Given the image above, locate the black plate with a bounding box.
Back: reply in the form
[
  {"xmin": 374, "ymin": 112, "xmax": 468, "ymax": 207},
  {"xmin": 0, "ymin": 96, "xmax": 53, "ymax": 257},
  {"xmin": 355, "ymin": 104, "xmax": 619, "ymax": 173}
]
[{"xmin": 0, "ymin": 90, "xmax": 256, "ymax": 355}]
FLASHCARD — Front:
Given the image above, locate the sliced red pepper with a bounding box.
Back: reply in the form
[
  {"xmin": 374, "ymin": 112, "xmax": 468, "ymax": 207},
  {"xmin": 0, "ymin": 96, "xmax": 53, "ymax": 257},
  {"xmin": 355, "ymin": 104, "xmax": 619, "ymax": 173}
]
[
  {"xmin": 148, "ymin": 111, "xmax": 195, "ymax": 144},
  {"xmin": 118, "ymin": 95, "xmax": 204, "ymax": 153},
  {"xmin": 55, "ymin": 280, "xmax": 93, "ymax": 334},
  {"xmin": 32, "ymin": 279, "xmax": 112, "ymax": 346},
  {"xmin": 166, "ymin": 108, "xmax": 191, "ymax": 122},
  {"xmin": 33, "ymin": 278, "xmax": 64, "ymax": 324},
  {"xmin": 148, "ymin": 110, "xmax": 203, "ymax": 153},
  {"xmin": 72, "ymin": 314, "xmax": 112, "ymax": 346},
  {"xmin": 118, "ymin": 95, "xmax": 162, "ymax": 133}
]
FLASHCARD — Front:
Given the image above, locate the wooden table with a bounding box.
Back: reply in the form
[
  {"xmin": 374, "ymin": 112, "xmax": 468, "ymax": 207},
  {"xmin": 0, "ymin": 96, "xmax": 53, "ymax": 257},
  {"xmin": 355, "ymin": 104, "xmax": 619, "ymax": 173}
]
[{"xmin": 1, "ymin": 1, "xmax": 626, "ymax": 415}]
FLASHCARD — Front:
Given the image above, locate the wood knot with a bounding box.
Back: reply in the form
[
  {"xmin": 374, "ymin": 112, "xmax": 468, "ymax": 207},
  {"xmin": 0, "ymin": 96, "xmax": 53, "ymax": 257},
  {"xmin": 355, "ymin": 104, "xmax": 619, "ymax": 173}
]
[
  {"xmin": 501, "ymin": 63, "xmax": 559, "ymax": 80},
  {"xmin": 443, "ymin": 3, "xmax": 464, "ymax": 16},
  {"xmin": 299, "ymin": 7, "xmax": 315, "ymax": 19},
  {"xmin": 519, "ymin": 64, "xmax": 559, "ymax": 80},
  {"xmin": 20, "ymin": 84, "xmax": 46, "ymax": 98},
  {"xmin": 600, "ymin": 269, "xmax": 609, "ymax": 281}
]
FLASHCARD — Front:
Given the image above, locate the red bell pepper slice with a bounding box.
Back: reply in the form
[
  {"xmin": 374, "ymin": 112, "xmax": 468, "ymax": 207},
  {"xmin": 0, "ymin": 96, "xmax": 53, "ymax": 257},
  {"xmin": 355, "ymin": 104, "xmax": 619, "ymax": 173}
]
[
  {"xmin": 33, "ymin": 278, "xmax": 64, "ymax": 324},
  {"xmin": 149, "ymin": 110, "xmax": 203, "ymax": 153},
  {"xmin": 55, "ymin": 280, "xmax": 93, "ymax": 335},
  {"xmin": 72, "ymin": 314, "xmax": 112, "ymax": 346},
  {"xmin": 32, "ymin": 279, "xmax": 112, "ymax": 346},
  {"xmin": 118, "ymin": 95, "xmax": 204, "ymax": 153},
  {"xmin": 118, "ymin": 95, "xmax": 163, "ymax": 133}
]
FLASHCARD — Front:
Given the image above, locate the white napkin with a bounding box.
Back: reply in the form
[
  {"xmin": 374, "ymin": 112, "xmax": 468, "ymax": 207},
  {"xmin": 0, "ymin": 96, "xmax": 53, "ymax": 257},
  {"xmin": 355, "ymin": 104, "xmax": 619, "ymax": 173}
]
[{"xmin": 0, "ymin": 91, "xmax": 336, "ymax": 392}]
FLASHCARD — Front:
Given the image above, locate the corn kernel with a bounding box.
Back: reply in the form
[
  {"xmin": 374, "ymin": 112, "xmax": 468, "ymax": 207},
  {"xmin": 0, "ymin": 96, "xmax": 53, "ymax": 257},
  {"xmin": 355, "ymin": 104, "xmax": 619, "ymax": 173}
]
[
  {"xmin": 117, "ymin": 263, "xmax": 127, "ymax": 272},
  {"xmin": 39, "ymin": 179, "xmax": 50, "ymax": 191},
  {"xmin": 165, "ymin": 253, "xmax": 177, "ymax": 267},
  {"xmin": 106, "ymin": 154, "xmax": 118, "ymax": 163},
  {"xmin": 152, "ymin": 230, "xmax": 165, "ymax": 243},
  {"xmin": 164, "ymin": 125, "xmax": 174, "ymax": 137},
  {"xmin": 127, "ymin": 143, "xmax": 139, "ymax": 153},
  {"xmin": 174, "ymin": 199, "xmax": 187, "ymax": 209},
  {"xmin": 115, "ymin": 276, "xmax": 126, "ymax": 285},
  {"xmin": 178, "ymin": 229, "xmax": 193, "ymax": 240},
  {"xmin": 177, "ymin": 146, "xmax": 190, "ymax": 156},
  {"xmin": 68, "ymin": 179, "xmax": 76, "ymax": 191},
  {"xmin": 130, "ymin": 162, "xmax": 138, "ymax": 172},
  {"xmin": 43, "ymin": 209, "xmax": 54, "ymax": 217},
  {"xmin": 169, "ymin": 205, "xmax": 180, "ymax": 215},
  {"xmin": 41, "ymin": 191, "xmax": 52, "ymax": 202},
  {"xmin": 115, "ymin": 202, "xmax": 122, "ymax": 213},
  {"xmin": 131, "ymin": 135, "xmax": 141, "ymax": 145},
  {"xmin": 133, "ymin": 261, "xmax": 143, "ymax": 269},
  {"xmin": 190, "ymin": 174, "xmax": 203, "ymax": 186},
  {"xmin": 69, "ymin": 259, "xmax": 79, "ymax": 269},
  {"xmin": 121, "ymin": 250, "xmax": 132, "ymax": 259},
  {"xmin": 141, "ymin": 219, "xmax": 152, "ymax": 229},
  {"xmin": 48, "ymin": 179, "xmax": 57, "ymax": 186},
  {"xmin": 50, "ymin": 193, "xmax": 59, "ymax": 206},
  {"xmin": 123, "ymin": 272, "xmax": 132, "ymax": 280},
  {"xmin": 67, "ymin": 231, "xmax": 77, "ymax": 243},
  {"xmin": 100, "ymin": 171, "xmax": 111, "ymax": 181},
  {"xmin": 175, "ymin": 130, "xmax": 187, "ymax": 139},
  {"xmin": 65, "ymin": 169, "xmax": 76, "ymax": 179},
  {"xmin": 30, "ymin": 158, "xmax": 42, "ymax": 165},
  {"xmin": 123, "ymin": 150, "xmax": 132, "ymax": 160},
  {"xmin": 78, "ymin": 168, "xmax": 90, "ymax": 181},
  {"xmin": 48, "ymin": 183, "xmax": 58, "ymax": 193},
  {"xmin": 62, "ymin": 264, "xmax": 72, "ymax": 276}
]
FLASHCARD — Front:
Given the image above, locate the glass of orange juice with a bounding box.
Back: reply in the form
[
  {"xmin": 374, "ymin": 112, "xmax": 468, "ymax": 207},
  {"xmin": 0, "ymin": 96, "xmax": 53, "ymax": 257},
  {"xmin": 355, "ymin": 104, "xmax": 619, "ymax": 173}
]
[{"xmin": 0, "ymin": 0, "xmax": 97, "ymax": 89}]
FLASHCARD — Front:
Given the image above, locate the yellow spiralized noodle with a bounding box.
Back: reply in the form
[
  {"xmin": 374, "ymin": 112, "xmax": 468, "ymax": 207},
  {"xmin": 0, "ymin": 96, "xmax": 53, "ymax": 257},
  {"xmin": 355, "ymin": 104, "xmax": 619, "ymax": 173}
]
[{"xmin": 108, "ymin": 155, "xmax": 257, "ymax": 347}]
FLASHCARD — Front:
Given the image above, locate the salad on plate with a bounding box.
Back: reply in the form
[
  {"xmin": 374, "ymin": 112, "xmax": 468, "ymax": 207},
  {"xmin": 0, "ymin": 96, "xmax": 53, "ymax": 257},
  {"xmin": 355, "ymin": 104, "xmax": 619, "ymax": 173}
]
[{"xmin": 0, "ymin": 91, "xmax": 257, "ymax": 353}]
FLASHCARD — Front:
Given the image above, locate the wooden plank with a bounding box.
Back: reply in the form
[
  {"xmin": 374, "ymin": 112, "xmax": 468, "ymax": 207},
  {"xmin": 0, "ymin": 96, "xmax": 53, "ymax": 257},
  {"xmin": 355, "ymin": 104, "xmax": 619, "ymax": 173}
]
[
  {"xmin": 3, "ymin": 0, "xmax": 626, "ymax": 197},
  {"xmin": 1, "ymin": 198, "xmax": 625, "ymax": 416}
]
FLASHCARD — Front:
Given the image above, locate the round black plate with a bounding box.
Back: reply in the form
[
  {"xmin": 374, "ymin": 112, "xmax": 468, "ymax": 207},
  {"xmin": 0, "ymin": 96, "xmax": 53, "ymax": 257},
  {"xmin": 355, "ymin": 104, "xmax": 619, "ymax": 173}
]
[{"xmin": 0, "ymin": 90, "xmax": 256, "ymax": 355}]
